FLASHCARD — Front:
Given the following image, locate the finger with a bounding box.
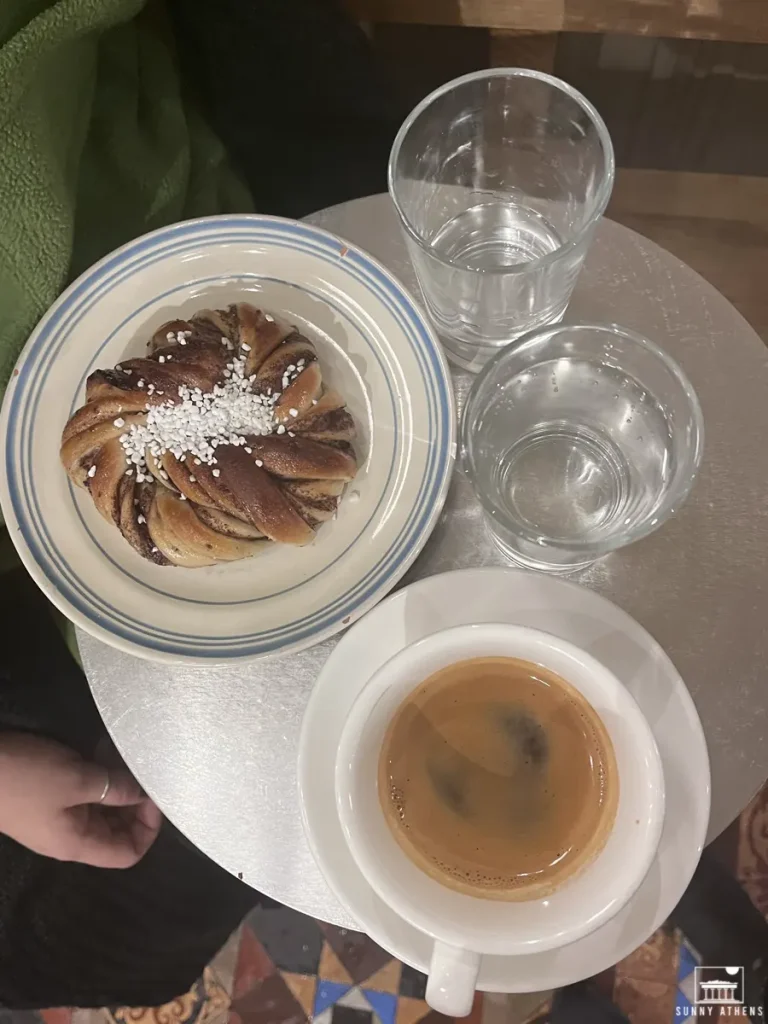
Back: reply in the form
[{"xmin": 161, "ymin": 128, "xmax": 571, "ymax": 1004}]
[
  {"xmin": 74, "ymin": 763, "xmax": 145, "ymax": 807},
  {"xmin": 75, "ymin": 834, "xmax": 144, "ymax": 869},
  {"xmin": 134, "ymin": 797, "xmax": 163, "ymax": 835},
  {"xmin": 100, "ymin": 770, "xmax": 147, "ymax": 808},
  {"xmin": 73, "ymin": 814, "xmax": 147, "ymax": 869},
  {"xmin": 77, "ymin": 803, "xmax": 161, "ymax": 868},
  {"xmin": 128, "ymin": 799, "xmax": 163, "ymax": 858}
]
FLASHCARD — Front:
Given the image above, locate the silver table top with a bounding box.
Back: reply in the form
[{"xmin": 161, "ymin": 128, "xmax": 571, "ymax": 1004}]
[{"xmin": 79, "ymin": 193, "xmax": 768, "ymax": 927}]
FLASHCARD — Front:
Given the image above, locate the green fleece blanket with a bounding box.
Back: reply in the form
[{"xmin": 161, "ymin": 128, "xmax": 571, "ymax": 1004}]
[{"xmin": 0, "ymin": 0, "xmax": 250, "ymax": 398}]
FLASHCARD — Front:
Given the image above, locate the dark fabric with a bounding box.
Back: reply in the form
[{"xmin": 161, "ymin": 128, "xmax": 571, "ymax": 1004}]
[
  {"xmin": 167, "ymin": 0, "xmax": 404, "ymax": 219},
  {"xmin": 0, "ymin": 569, "xmax": 103, "ymax": 756},
  {"xmin": 550, "ymin": 984, "xmax": 630, "ymax": 1023},
  {"xmin": 0, "ymin": 569, "xmax": 258, "ymax": 1009}
]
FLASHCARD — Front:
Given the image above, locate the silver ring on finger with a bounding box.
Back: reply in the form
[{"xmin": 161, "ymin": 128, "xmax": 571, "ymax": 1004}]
[{"xmin": 98, "ymin": 770, "xmax": 111, "ymax": 804}]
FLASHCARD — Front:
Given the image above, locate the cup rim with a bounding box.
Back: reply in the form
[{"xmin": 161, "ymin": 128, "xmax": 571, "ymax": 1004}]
[
  {"xmin": 387, "ymin": 67, "xmax": 616, "ymax": 277},
  {"xmin": 334, "ymin": 622, "xmax": 665, "ymax": 956},
  {"xmin": 460, "ymin": 321, "xmax": 705, "ymax": 555}
]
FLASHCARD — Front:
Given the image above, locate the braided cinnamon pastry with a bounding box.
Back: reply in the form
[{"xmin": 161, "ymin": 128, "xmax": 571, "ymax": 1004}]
[{"xmin": 60, "ymin": 303, "xmax": 357, "ymax": 567}]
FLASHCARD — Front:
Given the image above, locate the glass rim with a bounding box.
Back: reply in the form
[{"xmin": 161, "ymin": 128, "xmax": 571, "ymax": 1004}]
[
  {"xmin": 387, "ymin": 68, "xmax": 616, "ymax": 277},
  {"xmin": 460, "ymin": 321, "xmax": 705, "ymax": 554}
]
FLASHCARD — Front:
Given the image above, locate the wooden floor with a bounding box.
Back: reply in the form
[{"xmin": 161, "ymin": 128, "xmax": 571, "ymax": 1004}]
[{"xmin": 603, "ymin": 171, "xmax": 767, "ymax": 345}]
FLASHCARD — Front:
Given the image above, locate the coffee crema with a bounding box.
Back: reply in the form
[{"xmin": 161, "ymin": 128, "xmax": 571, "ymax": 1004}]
[{"xmin": 378, "ymin": 656, "xmax": 618, "ymax": 901}]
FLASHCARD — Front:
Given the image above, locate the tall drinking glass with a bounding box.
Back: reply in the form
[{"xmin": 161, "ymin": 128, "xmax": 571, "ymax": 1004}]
[{"xmin": 389, "ymin": 69, "xmax": 615, "ymax": 371}]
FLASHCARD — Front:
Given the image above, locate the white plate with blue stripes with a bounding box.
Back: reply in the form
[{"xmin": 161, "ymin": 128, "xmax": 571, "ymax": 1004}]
[{"xmin": 0, "ymin": 216, "xmax": 455, "ymax": 662}]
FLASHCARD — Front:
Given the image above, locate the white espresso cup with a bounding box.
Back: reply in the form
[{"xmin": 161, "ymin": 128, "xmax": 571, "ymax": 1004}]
[{"xmin": 334, "ymin": 624, "xmax": 665, "ymax": 1018}]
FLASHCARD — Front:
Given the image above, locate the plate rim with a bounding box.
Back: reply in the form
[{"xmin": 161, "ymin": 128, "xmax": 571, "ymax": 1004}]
[
  {"xmin": 0, "ymin": 214, "xmax": 456, "ymax": 663},
  {"xmin": 298, "ymin": 565, "xmax": 711, "ymax": 990}
]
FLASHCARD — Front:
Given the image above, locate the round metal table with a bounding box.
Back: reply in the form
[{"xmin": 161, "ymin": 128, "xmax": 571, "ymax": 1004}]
[{"xmin": 79, "ymin": 193, "xmax": 768, "ymax": 928}]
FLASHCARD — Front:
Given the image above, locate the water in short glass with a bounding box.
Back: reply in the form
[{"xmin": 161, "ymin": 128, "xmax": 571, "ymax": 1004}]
[
  {"xmin": 389, "ymin": 69, "xmax": 614, "ymax": 370},
  {"xmin": 461, "ymin": 324, "xmax": 704, "ymax": 573}
]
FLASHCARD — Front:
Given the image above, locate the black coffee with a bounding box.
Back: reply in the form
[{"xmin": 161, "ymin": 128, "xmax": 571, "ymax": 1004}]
[{"xmin": 379, "ymin": 656, "xmax": 617, "ymax": 900}]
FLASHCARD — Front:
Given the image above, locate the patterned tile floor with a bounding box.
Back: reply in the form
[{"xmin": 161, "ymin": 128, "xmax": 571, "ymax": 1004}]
[{"xmin": 11, "ymin": 784, "xmax": 768, "ymax": 1024}]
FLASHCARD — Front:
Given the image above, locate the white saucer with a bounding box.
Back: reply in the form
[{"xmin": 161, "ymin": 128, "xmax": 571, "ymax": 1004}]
[{"xmin": 298, "ymin": 567, "xmax": 710, "ymax": 992}]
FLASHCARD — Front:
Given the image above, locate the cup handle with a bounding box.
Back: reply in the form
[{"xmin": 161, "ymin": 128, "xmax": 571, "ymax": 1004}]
[{"xmin": 425, "ymin": 941, "xmax": 480, "ymax": 1018}]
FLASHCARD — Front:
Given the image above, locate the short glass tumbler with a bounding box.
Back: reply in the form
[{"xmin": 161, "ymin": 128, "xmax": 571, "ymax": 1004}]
[
  {"xmin": 461, "ymin": 323, "xmax": 704, "ymax": 573},
  {"xmin": 388, "ymin": 69, "xmax": 615, "ymax": 371}
]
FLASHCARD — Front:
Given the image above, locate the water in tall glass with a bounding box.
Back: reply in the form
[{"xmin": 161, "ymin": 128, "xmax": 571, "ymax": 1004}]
[{"xmin": 429, "ymin": 199, "xmax": 564, "ymax": 269}]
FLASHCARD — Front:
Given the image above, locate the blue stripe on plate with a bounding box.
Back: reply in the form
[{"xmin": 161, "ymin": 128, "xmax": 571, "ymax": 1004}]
[{"xmin": 5, "ymin": 216, "xmax": 453, "ymax": 657}]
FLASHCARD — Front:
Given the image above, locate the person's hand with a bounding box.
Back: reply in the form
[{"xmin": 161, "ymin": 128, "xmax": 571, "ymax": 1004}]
[{"xmin": 0, "ymin": 732, "xmax": 162, "ymax": 868}]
